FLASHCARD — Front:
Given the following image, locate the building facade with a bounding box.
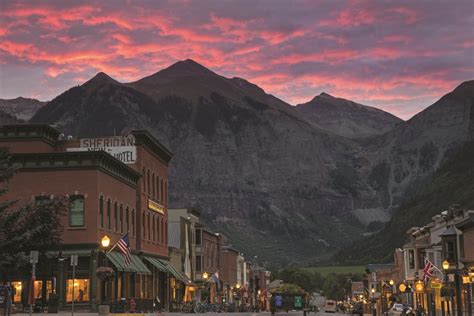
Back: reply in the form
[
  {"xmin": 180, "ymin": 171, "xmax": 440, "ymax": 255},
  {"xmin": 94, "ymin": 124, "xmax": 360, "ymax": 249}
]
[{"xmin": 0, "ymin": 124, "xmax": 182, "ymax": 312}]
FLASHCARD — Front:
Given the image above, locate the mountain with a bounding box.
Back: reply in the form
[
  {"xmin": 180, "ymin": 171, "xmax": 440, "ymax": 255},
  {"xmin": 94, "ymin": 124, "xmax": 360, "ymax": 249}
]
[
  {"xmin": 29, "ymin": 60, "xmax": 474, "ymax": 266},
  {"xmin": 0, "ymin": 97, "xmax": 46, "ymax": 120},
  {"xmin": 335, "ymin": 139, "xmax": 474, "ymax": 264},
  {"xmin": 296, "ymin": 93, "xmax": 403, "ymax": 138}
]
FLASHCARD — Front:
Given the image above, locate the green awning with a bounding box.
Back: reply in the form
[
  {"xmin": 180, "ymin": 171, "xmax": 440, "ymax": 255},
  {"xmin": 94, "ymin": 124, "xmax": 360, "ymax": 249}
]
[
  {"xmin": 157, "ymin": 259, "xmax": 191, "ymax": 284},
  {"xmin": 106, "ymin": 252, "xmax": 151, "ymax": 275},
  {"xmin": 143, "ymin": 256, "xmax": 167, "ymax": 272}
]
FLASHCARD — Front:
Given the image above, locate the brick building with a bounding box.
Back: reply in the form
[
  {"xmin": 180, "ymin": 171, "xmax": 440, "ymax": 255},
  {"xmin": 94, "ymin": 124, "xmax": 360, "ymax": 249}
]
[{"xmin": 0, "ymin": 124, "xmax": 182, "ymax": 312}]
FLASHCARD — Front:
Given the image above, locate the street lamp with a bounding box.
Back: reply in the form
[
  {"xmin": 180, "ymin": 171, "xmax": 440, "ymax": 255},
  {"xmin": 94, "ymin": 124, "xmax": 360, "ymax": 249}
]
[
  {"xmin": 101, "ymin": 235, "xmax": 111, "ymax": 248},
  {"xmin": 203, "ymin": 272, "xmax": 209, "ymax": 280},
  {"xmin": 443, "ymin": 260, "xmax": 450, "ymax": 271},
  {"xmin": 389, "ymin": 280, "xmax": 394, "ymax": 286},
  {"xmin": 370, "ymin": 288, "xmax": 376, "ymax": 316}
]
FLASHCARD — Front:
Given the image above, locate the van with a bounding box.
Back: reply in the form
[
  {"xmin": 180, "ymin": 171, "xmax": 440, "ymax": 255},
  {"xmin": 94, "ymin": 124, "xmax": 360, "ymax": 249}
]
[{"xmin": 325, "ymin": 300, "xmax": 337, "ymax": 313}]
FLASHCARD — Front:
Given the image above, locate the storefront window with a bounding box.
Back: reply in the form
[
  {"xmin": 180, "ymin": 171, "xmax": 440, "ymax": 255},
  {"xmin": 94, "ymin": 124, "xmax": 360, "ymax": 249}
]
[
  {"xmin": 12, "ymin": 282, "xmax": 22, "ymax": 303},
  {"xmin": 66, "ymin": 279, "xmax": 89, "ymax": 303}
]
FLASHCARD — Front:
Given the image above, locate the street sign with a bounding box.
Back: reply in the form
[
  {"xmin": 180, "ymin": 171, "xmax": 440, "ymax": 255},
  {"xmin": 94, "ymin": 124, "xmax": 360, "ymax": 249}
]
[
  {"xmin": 70, "ymin": 255, "xmax": 78, "ymax": 266},
  {"xmin": 275, "ymin": 295, "xmax": 283, "ymax": 307},
  {"xmin": 430, "ymin": 283, "xmax": 442, "ymax": 289},
  {"xmin": 294, "ymin": 296, "xmax": 302, "ymax": 307},
  {"xmin": 30, "ymin": 251, "xmax": 38, "ymax": 264}
]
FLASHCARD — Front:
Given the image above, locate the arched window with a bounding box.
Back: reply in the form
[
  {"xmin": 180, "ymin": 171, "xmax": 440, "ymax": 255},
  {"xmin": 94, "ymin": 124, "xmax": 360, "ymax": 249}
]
[
  {"xmin": 152, "ymin": 215, "xmax": 156, "ymax": 242},
  {"xmin": 126, "ymin": 207, "xmax": 130, "ymax": 233},
  {"xmin": 99, "ymin": 195, "xmax": 104, "ymax": 228},
  {"xmin": 131, "ymin": 209, "xmax": 135, "ymax": 236},
  {"xmin": 156, "ymin": 176, "xmax": 160, "ymax": 201},
  {"xmin": 147, "ymin": 213, "xmax": 151, "ymax": 240},
  {"xmin": 114, "ymin": 202, "xmax": 118, "ymax": 232},
  {"xmin": 142, "ymin": 212, "xmax": 146, "ymax": 239},
  {"xmin": 107, "ymin": 199, "xmax": 111, "ymax": 230},
  {"xmin": 160, "ymin": 179, "xmax": 164, "ymax": 202},
  {"xmin": 70, "ymin": 195, "xmax": 84, "ymax": 227},
  {"xmin": 152, "ymin": 173, "xmax": 155, "ymax": 198},
  {"xmin": 120, "ymin": 204, "xmax": 124, "ymax": 233},
  {"xmin": 147, "ymin": 170, "xmax": 150, "ymax": 195}
]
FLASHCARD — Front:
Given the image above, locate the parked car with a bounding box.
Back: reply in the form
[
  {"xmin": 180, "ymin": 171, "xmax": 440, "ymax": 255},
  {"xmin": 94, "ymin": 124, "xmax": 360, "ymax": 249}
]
[
  {"xmin": 324, "ymin": 300, "xmax": 337, "ymax": 313},
  {"xmin": 391, "ymin": 303, "xmax": 404, "ymax": 312}
]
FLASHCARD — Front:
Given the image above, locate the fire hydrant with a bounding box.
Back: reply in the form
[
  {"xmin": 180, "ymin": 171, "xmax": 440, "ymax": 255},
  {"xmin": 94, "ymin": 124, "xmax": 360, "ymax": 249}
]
[{"xmin": 129, "ymin": 298, "xmax": 136, "ymax": 313}]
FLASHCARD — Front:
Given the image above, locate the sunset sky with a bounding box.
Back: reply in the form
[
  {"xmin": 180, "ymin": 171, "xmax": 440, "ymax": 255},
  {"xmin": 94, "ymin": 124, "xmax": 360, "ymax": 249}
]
[{"xmin": 0, "ymin": 1, "xmax": 473, "ymax": 119}]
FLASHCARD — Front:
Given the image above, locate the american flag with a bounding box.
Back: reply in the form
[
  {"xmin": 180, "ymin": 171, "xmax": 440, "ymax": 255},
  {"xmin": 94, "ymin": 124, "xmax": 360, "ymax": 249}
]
[{"xmin": 117, "ymin": 233, "xmax": 132, "ymax": 268}]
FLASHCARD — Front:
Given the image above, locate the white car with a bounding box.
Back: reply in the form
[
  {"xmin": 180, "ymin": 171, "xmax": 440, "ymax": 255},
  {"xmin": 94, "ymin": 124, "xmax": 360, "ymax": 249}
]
[{"xmin": 391, "ymin": 304, "xmax": 404, "ymax": 312}]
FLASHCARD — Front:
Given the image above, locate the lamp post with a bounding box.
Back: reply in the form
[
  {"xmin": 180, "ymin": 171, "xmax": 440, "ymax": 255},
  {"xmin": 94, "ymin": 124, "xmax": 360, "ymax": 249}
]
[
  {"xmin": 442, "ymin": 260, "xmax": 451, "ymax": 316},
  {"xmin": 371, "ymin": 288, "xmax": 376, "ymax": 316},
  {"xmin": 98, "ymin": 235, "xmax": 111, "ymax": 304}
]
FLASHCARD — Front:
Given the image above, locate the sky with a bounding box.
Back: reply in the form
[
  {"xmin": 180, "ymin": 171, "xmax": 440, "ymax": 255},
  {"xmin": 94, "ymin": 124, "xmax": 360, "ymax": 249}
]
[{"xmin": 0, "ymin": 1, "xmax": 473, "ymax": 120}]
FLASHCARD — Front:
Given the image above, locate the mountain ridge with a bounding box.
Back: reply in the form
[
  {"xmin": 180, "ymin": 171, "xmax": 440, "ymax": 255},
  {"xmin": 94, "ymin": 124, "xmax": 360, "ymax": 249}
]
[{"xmin": 26, "ymin": 60, "xmax": 474, "ymax": 266}]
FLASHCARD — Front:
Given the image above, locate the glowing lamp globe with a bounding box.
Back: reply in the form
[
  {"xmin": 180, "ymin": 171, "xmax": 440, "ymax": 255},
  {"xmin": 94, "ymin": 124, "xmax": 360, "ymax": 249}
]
[
  {"xmin": 101, "ymin": 235, "xmax": 111, "ymax": 248},
  {"xmin": 442, "ymin": 260, "xmax": 450, "ymax": 270}
]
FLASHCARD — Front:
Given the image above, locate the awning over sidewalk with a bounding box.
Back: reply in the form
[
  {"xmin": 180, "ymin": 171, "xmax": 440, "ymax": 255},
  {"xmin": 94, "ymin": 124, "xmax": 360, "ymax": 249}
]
[
  {"xmin": 157, "ymin": 258, "xmax": 192, "ymax": 284},
  {"xmin": 106, "ymin": 252, "xmax": 151, "ymax": 275},
  {"xmin": 143, "ymin": 256, "xmax": 168, "ymax": 272}
]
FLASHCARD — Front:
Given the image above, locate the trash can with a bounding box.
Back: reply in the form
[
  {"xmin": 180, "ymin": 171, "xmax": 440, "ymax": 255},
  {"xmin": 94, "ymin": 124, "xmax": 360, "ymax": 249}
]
[{"xmin": 47, "ymin": 294, "xmax": 59, "ymax": 313}]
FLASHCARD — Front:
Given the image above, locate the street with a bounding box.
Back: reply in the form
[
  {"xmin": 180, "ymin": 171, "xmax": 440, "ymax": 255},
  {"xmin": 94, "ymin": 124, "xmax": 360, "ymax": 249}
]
[{"xmin": 14, "ymin": 312, "xmax": 347, "ymax": 316}]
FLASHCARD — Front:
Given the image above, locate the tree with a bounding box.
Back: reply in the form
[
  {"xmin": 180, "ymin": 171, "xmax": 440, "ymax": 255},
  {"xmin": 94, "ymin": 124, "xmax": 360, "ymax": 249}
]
[{"xmin": 0, "ymin": 148, "xmax": 68, "ymax": 281}]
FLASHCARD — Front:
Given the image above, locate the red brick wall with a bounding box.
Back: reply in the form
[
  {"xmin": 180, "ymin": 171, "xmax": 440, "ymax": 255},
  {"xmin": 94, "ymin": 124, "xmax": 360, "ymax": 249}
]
[
  {"xmin": 2, "ymin": 168, "xmax": 137, "ymax": 249},
  {"xmin": 220, "ymin": 249, "xmax": 238, "ymax": 286},
  {"xmin": 2, "ymin": 139, "xmax": 56, "ymax": 154},
  {"xmin": 134, "ymin": 146, "xmax": 169, "ymax": 257}
]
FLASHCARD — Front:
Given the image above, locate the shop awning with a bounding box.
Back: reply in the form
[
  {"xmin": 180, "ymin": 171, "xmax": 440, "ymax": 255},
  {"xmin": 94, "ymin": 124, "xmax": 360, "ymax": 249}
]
[
  {"xmin": 157, "ymin": 259, "xmax": 192, "ymax": 284},
  {"xmin": 143, "ymin": 256, "xmax": 167, "ymax": 272},
  {"xmin": 106, "ymin": 252, "xmax": 151, "ymax": 275}
]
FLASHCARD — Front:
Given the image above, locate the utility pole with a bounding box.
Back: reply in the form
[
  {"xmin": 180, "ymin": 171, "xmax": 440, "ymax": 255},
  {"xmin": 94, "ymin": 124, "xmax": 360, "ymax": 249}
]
[{"xmin": 70, "ymin": 255, "xmax": 78, "ymax": 316}]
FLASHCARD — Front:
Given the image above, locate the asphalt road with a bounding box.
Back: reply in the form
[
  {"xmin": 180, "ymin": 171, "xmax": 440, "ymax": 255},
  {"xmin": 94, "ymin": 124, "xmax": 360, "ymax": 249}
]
[{"xmin": 162, "ymin": 312, "xmax": 346, "ymax": 316}]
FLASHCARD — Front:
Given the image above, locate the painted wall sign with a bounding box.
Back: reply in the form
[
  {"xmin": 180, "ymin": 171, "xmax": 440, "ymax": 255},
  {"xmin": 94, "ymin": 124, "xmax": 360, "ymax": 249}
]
[
  {"xmin": 148, "ymin": 199, "xmax": 165, "ymax": 214},
  {"xmin": 67, "ymin": 134, "xmax": 137, "ymax": 164},
  {"xmin": 67, "ymin": 146, "xmax": 137, "ymax": 164}
]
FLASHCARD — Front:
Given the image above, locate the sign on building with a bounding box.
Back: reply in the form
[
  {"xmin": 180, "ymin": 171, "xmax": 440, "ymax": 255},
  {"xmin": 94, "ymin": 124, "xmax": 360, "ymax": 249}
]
[{"xmin": 67, "ymin": 134, "xmax": 137, "ymax": 164}]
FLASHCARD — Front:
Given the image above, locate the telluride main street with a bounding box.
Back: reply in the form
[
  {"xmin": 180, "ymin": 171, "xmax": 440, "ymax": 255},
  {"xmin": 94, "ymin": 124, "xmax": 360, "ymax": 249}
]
[{"xmin": 1, "ymin": 1, "xmax": 474, "ymax": 316}]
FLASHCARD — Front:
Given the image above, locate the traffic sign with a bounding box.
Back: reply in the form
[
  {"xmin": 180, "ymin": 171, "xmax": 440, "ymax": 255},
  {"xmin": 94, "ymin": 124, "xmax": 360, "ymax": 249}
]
[
  {"xmin": 70, "ymin": 255, "xmax": 78, "ymax": 266},
  {"xmin": 295, "ymin": 296, "xmax": 302, "ymax": 307}
]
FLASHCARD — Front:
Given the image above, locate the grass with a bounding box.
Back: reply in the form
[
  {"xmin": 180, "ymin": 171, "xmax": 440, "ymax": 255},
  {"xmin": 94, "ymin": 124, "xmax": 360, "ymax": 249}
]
[{"xmin": 301, "ymin": 265, "xmax": 365, "ymax": 276}]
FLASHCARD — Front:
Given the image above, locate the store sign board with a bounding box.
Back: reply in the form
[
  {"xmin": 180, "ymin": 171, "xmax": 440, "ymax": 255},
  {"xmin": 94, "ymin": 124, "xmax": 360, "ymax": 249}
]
[
  {"xmin": 67, "ymin": 134, "xmax": 137, "ymax": 164},
  {"xmin": 274, "ymin": 295, "xmax": 283, "ymax": 307},
  {"xmin": 148, "ymin": 199, "xmax": 164, "ymax": 214},
  {"xmin": 430, "ymin": 283, "xmax": 442, "ymax": 289},
  {"xmin": 294, "ymin": 296, "xmax": 302, "ymax": 307}
]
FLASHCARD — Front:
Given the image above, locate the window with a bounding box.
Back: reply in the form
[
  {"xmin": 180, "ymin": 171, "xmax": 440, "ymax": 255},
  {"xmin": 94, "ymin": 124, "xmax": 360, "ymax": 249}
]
[
  {"xmin": 160, "ymin": 179, "xmax": 164, "ymax": 202},
  {"xmin": 147, "ymin": 170, "xmax": 150, "ymax": 195},
  {"xmin": 156, "ymin": 216, "xmax": 160, "ymax": 243},
  {"xmin": 66, "ymin": 279, "xmax": 89, "ymax": 303},
  {"xmin": 126, "ymin": 207, "xmax": 130, "ymax": 233},
  {"xmin": 164, "ymin": 220, "xmax": 167, "ymax": 245},
  {"xmin": 107, "ymin": 199, "xmax": 111, "ymax": 230},
  {"xmin": 120, "ymin": 204, "xmax": 124, "ymax": 233},
  {"xmin": 147, "ymin": 213, "xmax": 151, "ymax": 240},
  {"xmin": 195, "ymin": 255, "xmax": 202, "ymax": 272},
  {"xmin": 445, "ymin": 241, "xmax": 456, "ymax": 262},
  {"xmin": 142, "ymin": 167, "xmax": 146, "ymax": 192},
  {"xmin": 408, "ymin": 250, "xmax": 415, "ymax": 269},
  {"xmin": 152, "ymin": 173, "xmax": 155, "ymax": 198},
  {"xmin": 99, "ymin": 196, "xmax": 104, "ymax": 228},
  {"xmin": 459, "ymin": 235, "xmax": 464, "ymax": 259},
  {"xmin": 160, "ymin": 218, "xmax": 164, "ymax": 244},
  {"xmin": 157, "ymin": 176, "xmax": 160, "ymax": 201},
  {"xmin": 70, "ymin": 196, "xmax": 84, "ymax": 227},
  {"xmin": 164, "ymin": 181, "xmax": 168, "ymax": 204},
  {"xmin": 195, "ymin": 229, "xmax": 202, "ymax": 245},
  {"xmin": 152, "ymin": 215, "xmax": 156, "ymax": 242},
  {"xmin": 114, "ymin": 202, "xmax": 118, "ymax": 232},
  {"xmin": 418, "ymin": 249, "xmax": 426, "ymax": 269},
  {"xmin": 131, "ymin": 209, "xmax": 135, "ymax": 236},
  {"xmin": 142, "ymin": 213, "xmax": 146, "ymax": 239}
]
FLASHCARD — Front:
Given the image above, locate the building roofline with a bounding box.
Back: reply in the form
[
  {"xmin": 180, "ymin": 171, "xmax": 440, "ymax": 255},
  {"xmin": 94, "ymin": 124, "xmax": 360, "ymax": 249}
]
[
  {"xmin": 11, "ymin": 151, "xmax": 141, "ymax": 187},
  {"xmin": 130, "ymin": 130, "xmax": 173, "ymax": 164},
  {"xmin": 0, "ymin": 123, "xmax": 62, "ymax": 146}
]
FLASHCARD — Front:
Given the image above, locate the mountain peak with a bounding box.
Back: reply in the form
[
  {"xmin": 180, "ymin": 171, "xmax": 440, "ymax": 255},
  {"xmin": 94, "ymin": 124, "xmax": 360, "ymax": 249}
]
[
  {"xmin": 164, "ymin": 59, "xmax": 216, "ymax": 76},
  {"xmin": 83, "ymin": 72, "xmax": 118, "ymax": 87}
]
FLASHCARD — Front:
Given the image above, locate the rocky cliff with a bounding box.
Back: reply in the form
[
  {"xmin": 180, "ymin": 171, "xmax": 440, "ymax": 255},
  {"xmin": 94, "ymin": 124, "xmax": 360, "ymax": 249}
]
[{"xmin": 0, "ymin": 97, "xmax": 45, "ymax": 121}]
